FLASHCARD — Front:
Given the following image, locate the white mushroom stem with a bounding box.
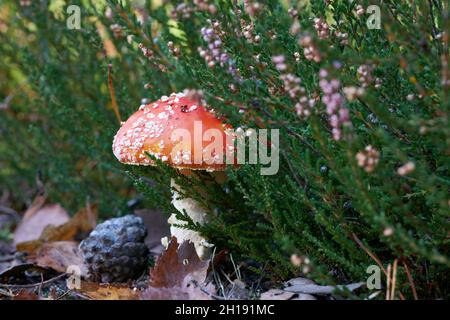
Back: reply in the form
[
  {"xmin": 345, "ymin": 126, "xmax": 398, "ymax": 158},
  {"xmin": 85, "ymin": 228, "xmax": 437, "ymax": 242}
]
[{"xmin": 162, "ymin": 178, "xmax": 214, "ymax": 259}]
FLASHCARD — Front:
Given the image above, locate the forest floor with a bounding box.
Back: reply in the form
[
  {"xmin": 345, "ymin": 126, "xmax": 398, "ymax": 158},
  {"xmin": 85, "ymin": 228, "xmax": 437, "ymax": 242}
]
[{"xmin": 0, "ymin": 193, "xmax": 366, "ymax": 300}]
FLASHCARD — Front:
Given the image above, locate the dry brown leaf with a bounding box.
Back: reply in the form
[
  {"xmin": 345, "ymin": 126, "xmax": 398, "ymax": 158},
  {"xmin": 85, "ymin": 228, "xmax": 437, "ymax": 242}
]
[
  {"xmin": 29, "ymin": 241, "xmax": 86, "ymax": 276},
  {"xmin": 77, "ymin": 281, "xmax": 214, "ymax": 301},
  {"xmin": 140, "ymin": 237, "xmax": 215, "ymax": 300},
  {"xmin": 16, "ymin": 204, "xmax": 97, "ymax": 253},
  {"xmin": 13, "ymin": 290, "xmax": 41, "ymax": 300},
  {"xmin": 150, "ymin": 236, "xmax": 209, "ymax": 288},
  {"xmin": 20, "ymin": 195, "xmax": 46, "ymax": 220},
  {"xmin": 78, "ymin": 281, "xmax": 140, "ymax": 300},
  {"xmin": 13, "ymin": 202, "xmax": 69, "ymax": 245},
  {"xmin": 37, "ymin": 203, "xmax": 97, "ymax": 241},
  {"xmin": 135, "ymin": 208, "xmax": 170, "ymax": 256},
  {"xmin": 0, "ymin": 263, "xmax": 57, "ymax": 284},
  {"xmin": 141, "ymin": 281, "xmax": 214, "ymax": 300},
  {"xmin": 71, "ymin": 237, "xmax": 215, "ymax": 301}
]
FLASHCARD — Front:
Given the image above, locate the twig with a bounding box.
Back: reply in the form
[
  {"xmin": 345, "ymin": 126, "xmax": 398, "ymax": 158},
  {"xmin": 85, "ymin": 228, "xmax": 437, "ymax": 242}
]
[
  {"xmin": 390, "ymin": 259, "xmax": 398, "ymax": 300},
  {"xmin": 351, "ymin": 233, "xmax": 405, "ymax": 300},
  {"xmin": 229, "ymin": 254, "xmax": 242, "ymax": 281},
  {"xmin": 38, "ymin": 273, "xmax": 44, "ymax": 297},
  {"xmin": 0, "ymin": 206, "xmax": 20, "ymax": 222},
  {"xmin": 428, "ymin": 0, "xmax": 442, "ymax": 55},
  {"xmin": 281, "ymin": 150, "xmax": 307, "ymax": 191},
  {"xmin": 386, "ymin": 263, "xmax": 391, "ymax": 300},
  {"xmin": 55, "ymin": 289, "xmax": 74, "ymax": 300},
  {"xmin": 0, "ymin": 273, "xmax": 67, "ymax": 289},
  {"xmin": 0, "ymin": 288, "xmax": 14, "ymax": 298},
  {"xmin": 107, "ymin": 64, "xmax": 122, "ymax": 124},
  {"xmin": 69, "ymin": 290, "xmax": 92, "ymax": 300},
  {"xmin": 351, "ymin": 233, "xmax": 387, "ymax": 275},
  {"xmin": 0, "ymin": 255, "xmax": 15, "ymax": 263},
  {"xmin": 220, "ymin": 270, "xmax": 234, "ymax": 286},
  {"xmin": 253, "ymin": 262, "xmax": 268, "ymax": 296},
  {"xmin": 198, "ymin": 285, "xmax": 227, "ymax": 300},
  {"xmin": 210, "ymin": 247, "xmax": 226, "ymax": 299},
  {"xmin": 402, "ymin": 259, "xmax": 419, "ymax": 300}
]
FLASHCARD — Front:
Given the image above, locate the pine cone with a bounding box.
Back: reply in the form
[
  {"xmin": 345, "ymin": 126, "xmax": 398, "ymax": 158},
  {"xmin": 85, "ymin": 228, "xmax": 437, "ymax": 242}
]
[{"xmin": 79, "ymin": 215, "xmax": 149, "ymax": 283}]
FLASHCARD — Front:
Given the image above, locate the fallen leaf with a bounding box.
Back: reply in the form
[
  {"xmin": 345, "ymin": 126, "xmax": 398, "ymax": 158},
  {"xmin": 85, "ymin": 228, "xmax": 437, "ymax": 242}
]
[
  {"xmin": 141, "ymin": 280, "xmax": 214, "ymax": 300},
  {"xmin": 16, "ymin": 204, "xmax": 97, "ymax": 253},
  {"xmin": 13, "ymin": 203, "xmax": 69, "ymax": 245},
  {"xmin": 284, "ymin": 277, "xmax": 365, "ymax": 295},
  {"xmin": 38, "ymin": 204, "xmax": 97, "ymax": 241},
  {"xmin": 75, "ymin": 277, "xmax": 214, "ymax": 301},
  {"xmin": 0, "ymin": 263, "xmax": 58, "ymax": 285},
  {"xmin": 150, "ymin": 237, "xmax": 209, "ymax": 288},
  {"xmin": 139, "ymin": 237, "xmax": 216, "ymax": 300},
  {"xmin": 212, "ymin": 249, "xmax": 230, "ymax": 269},
  {"xmin": 135, "ymin": 208, "xmax": 170, "ymax": 257},
  {"xmin": 78, "ymin": 281, "xmax": 140, "ymax": 300},
  {"xmin": 0, "ymin": 242, "xmax": 18, "ymax": 274},
  {"xmin": 29, "ymin": 241, "xmax": 86, "ymax": 276},
  {"xmin": 260, "ymin": 289, "xmax": 296, "ymax": 300},
  {"xmin": 13, "ymin": 290, "xmax": 41, "ymax": 300},
  {"xmin": 291, "ymin": 293, "xmax": 317, "ymax": 300},
  {"xmin": 285, "ymin": 277, "xmax": 315, "ymax": 287},
  {"xmin": 71, "ymin": 237, "xmax": 217, "ymax": 301},
  {"xmin": 20, "ymin": 195, "xmax": 46, "ymax": 220}
]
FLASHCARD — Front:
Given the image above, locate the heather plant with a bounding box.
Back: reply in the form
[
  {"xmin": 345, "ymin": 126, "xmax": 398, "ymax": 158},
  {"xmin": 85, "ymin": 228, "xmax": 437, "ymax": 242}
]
[{"xmin": 0, "ymin": 0, "xmax": 449, "ymax": 299}]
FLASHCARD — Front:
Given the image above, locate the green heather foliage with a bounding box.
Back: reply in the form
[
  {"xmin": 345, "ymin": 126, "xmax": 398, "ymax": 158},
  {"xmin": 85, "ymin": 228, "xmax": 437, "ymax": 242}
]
[{"xmin": 0, "ymin": 0, "xmax": 449, "ymax": 298}]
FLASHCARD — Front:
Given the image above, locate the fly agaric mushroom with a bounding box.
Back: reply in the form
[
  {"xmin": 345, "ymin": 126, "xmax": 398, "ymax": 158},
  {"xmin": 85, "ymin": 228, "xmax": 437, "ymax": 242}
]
[{"xmin": 112, "ymin": 91, "xmax": 235, "ymax": 259}]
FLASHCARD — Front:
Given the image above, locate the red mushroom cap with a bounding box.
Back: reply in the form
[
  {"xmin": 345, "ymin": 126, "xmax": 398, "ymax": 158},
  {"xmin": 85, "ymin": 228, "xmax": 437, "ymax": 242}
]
[{"xmin": 112, "ymin": 92, "xmax": 235, "ymax": 171}]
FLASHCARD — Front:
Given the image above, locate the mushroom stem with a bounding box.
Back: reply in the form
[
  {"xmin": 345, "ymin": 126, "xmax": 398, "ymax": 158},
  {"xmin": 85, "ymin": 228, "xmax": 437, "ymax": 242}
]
[{"xmin": 163, "ymin": 177, "xmax": 213, "ymax": 259}]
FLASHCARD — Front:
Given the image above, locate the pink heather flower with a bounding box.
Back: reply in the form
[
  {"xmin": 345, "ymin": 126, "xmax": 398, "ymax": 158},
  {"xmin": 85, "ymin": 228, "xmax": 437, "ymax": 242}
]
[
  {"xmin": 319, "ymin": 71, "xmax": 352, "ymax": 140},
  {"xmin": 199, "ymin": 22, "xmax": 242, "ymax": 82},
  {"xmin": 244, "ymin": 0, "xmax": 263, "ymax": 17},
  {"xmin": 299, "ymin": 34, "xmax": 321, "ymax": 62},
  {"xmin": 335, "ymin": 30, "xmax": 349, "ymax": 45},
  {"xmin": 397, "ymin": 161, "xmax": 415, "ymax": 176},
  {"xmin": 313, "ymin": 18, "xmax": 329, "ymax": 39},
  {"xmin": 339, "ymin": 108, "xmax": 349, "ymax": 121},
  {"xmin": 274, "ymin": 57, "xmax": 315, "ymax": 118},
  {"xmin": 288, "ymin": 7, "xmax": 298, "ymax": 18},
  {"xmin": 332, "ymin": 128, "xmax": 341, "ymax": 141},
  {"xmin": 330, "ymin": 80, "xmax": 340, "ymax": 90},
  {"xmin": 383, "ymin": 227, "xmax": 394, "ymax": 237},
  {"xmin": 330, "ymin": 114, "xmax": 339, "ymax": 127},
  {"xmin": 356, "ymin": 145, "xmax": 380, "ymax": 173},
  {"xmin": 280, "ymin": 73, "xmax": 303, "ymax": 98},
  {"xmin": 357, "ymin": 64, "xmax": 375, "ymax": 88},
  {"xmin": 343, "ymin": 86, "xmax": 365, "ymax": 101},
  {"xmin": 172, "ymin": 1, "xmax": 217, "ymax": 18},
  {"xmin": 356, "ymin": 5, "xmax": 365, "ymax": 16},
  {"xmin": 319, "ymin": 69, "xmax": 328, "ymax": 78}
]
